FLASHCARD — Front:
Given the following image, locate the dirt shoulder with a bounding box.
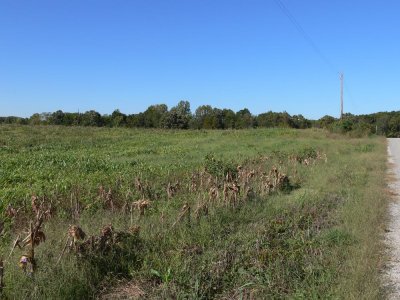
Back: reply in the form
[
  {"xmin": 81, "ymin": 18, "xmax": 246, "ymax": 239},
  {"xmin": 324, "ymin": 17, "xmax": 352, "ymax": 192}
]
[{"xmin": 385, "ymin": 138, "xmax": 400, "ymax": 299}]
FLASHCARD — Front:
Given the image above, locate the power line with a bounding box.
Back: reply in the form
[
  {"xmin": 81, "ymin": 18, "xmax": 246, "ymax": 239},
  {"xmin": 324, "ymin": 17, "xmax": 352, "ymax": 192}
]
[
  {"xmin": 273, "ymin": 0, "xmax": 359, "ymax": 116},
  {"xmin": 273, "ymin": 0, "xmax": 337, "ymax": 75},
  {"xmin": 340, "ymin": 73, "xmax": 344, "ymax": 118}
]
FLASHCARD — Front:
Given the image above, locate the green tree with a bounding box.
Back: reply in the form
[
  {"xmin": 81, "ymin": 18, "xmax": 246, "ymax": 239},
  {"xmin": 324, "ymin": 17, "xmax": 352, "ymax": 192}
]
[
  {"xmin": 193, "ymin": 105, "xmax": 214, "ymax": 129},
  {"xmin": 111, "ymin": 109, "xmax": 127, "ymax": 127},
  {"xmin": 318, "ymin": 115, "xmax": 336, "ymax": 129},
  {"xmin": 163, "ymin": 101, "xmax": 192, "ymax": 129},
  {"xmin": 143, "ymin": 104, "xmax": 168, "ymax": 128},
  {"xmin": 291, "ymin": 114, "xmax": 311, "ymax": 129},
  {"xmin": 50, "ymin": 110, "xmax": 65, "ymax": 125},
  {"xmin": 81, "ymin": 110, "xmax": 103, "ymax": 126},
  {"xmin": 29, "ymin": 114, "xmax": 42, "ymax": 125},
  {"xmin": 235, "ymin": 108, "xmax": 254, "ymax": 129},
  {"xmin": 221, "ymin": 109, "xmax": 236, "ymax": 129},
  {"xmin": 126, "ymin": 113, "xmax": 145, "ymax": 128}
]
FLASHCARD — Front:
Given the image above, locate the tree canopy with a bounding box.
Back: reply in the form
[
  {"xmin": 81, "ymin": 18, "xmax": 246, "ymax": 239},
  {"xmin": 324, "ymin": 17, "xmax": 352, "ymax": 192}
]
[{"xmin": 2, "ymin": 101, "xmax": 400, "ymax": 137}]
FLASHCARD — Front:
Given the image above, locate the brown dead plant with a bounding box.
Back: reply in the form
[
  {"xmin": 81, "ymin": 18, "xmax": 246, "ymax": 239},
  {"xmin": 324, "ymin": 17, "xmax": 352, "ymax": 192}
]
[
  {"xmin": 194, "ymin": 200, "xmax": 209, "ymax": 220},
  {"xmin": 132, "ymin": 199, "xmax": 151, "ymax": 216},
  {"xmin": 209, "ymin": 186, "xmax": 219, "ymax": 202},
  {"xmin": 223, "ymin": 181, "xmax": 240, "ymax": 207},
  {"xmin": 172, "ymin": 203, "xmax": 191, "ymax": 228},
  {"xmin": 262, "ymin": 166, "xmax": 291, "ymax": 194},
  {"xmin": 11, "ymin": 208, "xmax": 47, "ymax": 275},
  {"xmin": 167, "ymin": 181, "xmax": 179, "ymax": 199}
]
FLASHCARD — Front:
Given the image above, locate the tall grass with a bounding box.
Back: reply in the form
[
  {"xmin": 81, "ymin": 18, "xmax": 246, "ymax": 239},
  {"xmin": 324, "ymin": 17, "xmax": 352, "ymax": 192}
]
[{"xmin": 0, "ymin": 125, "xmax": 387, "ymax": 299}]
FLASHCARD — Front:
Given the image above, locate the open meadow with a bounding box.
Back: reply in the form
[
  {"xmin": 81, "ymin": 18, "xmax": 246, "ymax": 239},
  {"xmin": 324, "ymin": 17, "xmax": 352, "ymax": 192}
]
[{"xmin": 0, "ymin": 125, "xmax": 388, "ymax": 299}]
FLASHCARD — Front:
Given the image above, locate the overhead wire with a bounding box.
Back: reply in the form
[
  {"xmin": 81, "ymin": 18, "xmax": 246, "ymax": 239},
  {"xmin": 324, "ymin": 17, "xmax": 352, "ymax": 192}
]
[
  {"xmin": 273, "ymin": 0, "xmax": 337, "ymax": 75},
  {"xmin": 273, "ymin": 0, "xmax": 358, "ymax": 112}
]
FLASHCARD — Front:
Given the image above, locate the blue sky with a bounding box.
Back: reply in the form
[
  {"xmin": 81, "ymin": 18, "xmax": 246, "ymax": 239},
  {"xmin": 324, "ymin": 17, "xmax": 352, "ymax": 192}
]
[{"xmin": 1, "ymin": 0, "xmax": 400, "ymax": 119}]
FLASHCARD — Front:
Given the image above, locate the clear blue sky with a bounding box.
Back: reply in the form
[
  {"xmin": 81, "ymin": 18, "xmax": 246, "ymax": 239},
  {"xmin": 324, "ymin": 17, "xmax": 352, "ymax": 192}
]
[{"xmin": 1, "ymin": 0, "xmax": 400, "ymax": 119}]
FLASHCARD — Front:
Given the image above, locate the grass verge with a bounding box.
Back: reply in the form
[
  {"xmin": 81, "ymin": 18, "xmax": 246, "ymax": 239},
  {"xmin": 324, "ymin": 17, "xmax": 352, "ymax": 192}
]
[{"xmin": 0, "ymin": 125, "xmax": 388, "ymax": 299}]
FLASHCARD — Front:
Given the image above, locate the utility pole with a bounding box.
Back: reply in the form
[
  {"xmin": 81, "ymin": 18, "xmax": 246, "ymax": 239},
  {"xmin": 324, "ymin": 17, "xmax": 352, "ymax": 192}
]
[{"xmin": 340, "ymin": 72, "xmax": 344, "ymax": 119}]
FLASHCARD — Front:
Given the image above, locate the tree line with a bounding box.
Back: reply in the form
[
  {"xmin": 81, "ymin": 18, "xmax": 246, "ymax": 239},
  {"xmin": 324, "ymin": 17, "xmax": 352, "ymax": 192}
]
[{"xmin": 1, "ymin": 100, "xmax": 399, "ymax": 136}]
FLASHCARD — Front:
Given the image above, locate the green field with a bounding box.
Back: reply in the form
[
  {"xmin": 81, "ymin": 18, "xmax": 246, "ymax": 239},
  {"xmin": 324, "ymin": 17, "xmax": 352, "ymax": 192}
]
[{"xmin": 0, "ymin": 125, "xmax": 388, "ymax": 299}]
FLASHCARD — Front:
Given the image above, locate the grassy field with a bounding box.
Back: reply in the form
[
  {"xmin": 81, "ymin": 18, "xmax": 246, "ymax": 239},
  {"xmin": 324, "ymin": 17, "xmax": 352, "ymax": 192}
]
[{"xmin": 0, "ymin": 125, "xmax": 388, "ymax": 299}]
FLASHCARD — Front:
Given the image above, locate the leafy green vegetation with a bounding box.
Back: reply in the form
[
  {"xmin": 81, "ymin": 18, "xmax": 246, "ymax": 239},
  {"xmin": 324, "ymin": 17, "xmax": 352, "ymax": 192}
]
[
  {"xmin": 0, "ymin": 125, "xmax": 387, "ymax": 299},
  {"xmin": 2, "ymin": 101, "xmax": 400, "ymax": 136}
]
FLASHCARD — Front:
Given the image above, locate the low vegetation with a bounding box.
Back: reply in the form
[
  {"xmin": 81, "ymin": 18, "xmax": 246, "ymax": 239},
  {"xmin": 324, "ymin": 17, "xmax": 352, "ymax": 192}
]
[{"xmin": 0, "ymin": 125, "xmax": 387, "ymax": 299}]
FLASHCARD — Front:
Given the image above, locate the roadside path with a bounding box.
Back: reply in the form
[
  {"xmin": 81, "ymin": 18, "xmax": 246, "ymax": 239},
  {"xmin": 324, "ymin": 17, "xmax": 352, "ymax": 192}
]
[{"xmin": 386, "ymin": 138, "xmax": 400, "ymax": 299}]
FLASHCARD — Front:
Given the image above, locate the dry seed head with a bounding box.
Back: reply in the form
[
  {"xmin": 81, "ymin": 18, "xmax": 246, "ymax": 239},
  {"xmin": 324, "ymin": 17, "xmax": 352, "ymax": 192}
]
[
  {"xmin": 68, "ymin": 225, "xmax": 86, "ymax": 241},
  {"xmin": 6, "ymin": 204, "xmax": 17, "ymax": 218},
  {"xmin": 106, "ymin": 188, "xmax": 113, "ymax": 201},
  {"xmin": 209, "ymin": 186, "xmax": 219, "ymax": 201},
  {"xmin": 195, "ymin": 202, "xmax": 209, "ymax": 219},
  {"xmin": 24, "ymin": 230, "xmax": 46, "ymax": 247},
  {"xmin": 19, "ymin": 255, "xmax": 30, "ymax": 270},
  {"xmin": 133, "ymin": 199, "xmax": 150, "ymax": 215},
  {"xmin": 135, "ymin": 177, "xmax": 143, "ymax": 192},
  {"xmin": 43, "ymin": 205, "xmax": 54, "ymax": 220},
  {"xmin": 223, "ymin": 183, "xmax": 229, "ymax": 202},
  {"xmin": 182, "ymin": 202, "xmax": 190, "ymax": 212},
  {"xmin": 206, "ymin": 176, "xmax": 213, "ymax": 187},
  {"xmin": 19, "ymin": 249, "xmax": 35, "ymax": 274},
  {"xmin": 225, "ymin": 173, "xmax": 231, "ymax": 182},
  {"xmin": 167, "ymin": 182, "xmax": 178, "ymax": 199},
  {"xmin": 228, "ymin": 181, "xmax": 240, "ymax": 193},
  {"xmin": 101, "ymin": 224, "xmax": 113, "ymax": 237},
  {"xmin": 167, "ymin": 182, "xmax": 172, "ymax": 198},
  {"xmin": 98, "ymin": 185, "xmax": 107, "ymax": 199},
  {"xmin": 31, "ymin": 195, "xmax": 40, "ymax": 214},
  {"xmin": 190, "ymin": 173, "xmax": 198, "ymax": 192},
  {"xmin": 129, "ymin": 225, "xmax": 141, "ymax": 235}
]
